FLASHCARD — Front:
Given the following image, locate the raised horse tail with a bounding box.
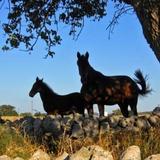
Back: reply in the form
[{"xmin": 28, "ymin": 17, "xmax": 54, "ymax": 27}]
[{"xmin": 134, "ymin": 69, "xmax": 151, "ymax": 96}]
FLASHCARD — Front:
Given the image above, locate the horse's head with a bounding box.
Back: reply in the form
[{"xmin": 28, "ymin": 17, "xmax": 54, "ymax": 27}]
[
  {"xmin": 77, "ymin": 51, "xmax": 90, "ymax": 84},
  {"xmin": 29, "ymin": 77, "xmax": 43, "ymax": 97}
]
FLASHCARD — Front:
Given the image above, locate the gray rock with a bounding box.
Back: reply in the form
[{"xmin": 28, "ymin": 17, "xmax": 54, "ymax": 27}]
[
  {"xmin": 55, "ymin": 152, "xmax": 69, "ymax": 160},
  {"xmin": 153, "ymin": 107, "xmax": 160, "ymax": 117},
  {"xmin": 148, "ymin": 115, "xmax": 160, "ymax": 127},
  {"xmin": 61, "ymin": 116, "xmax": 74, "ymax": 134},
  {"xmin": 82, "ymin": 118, "xmax": 99, "ymax": 137},
  {"xmin": 42, "ymin": 116, "xmax": 62, "ymax": 138},
  {"xmin": 88, "ymin": 145, "xmax": 113, "ymax": 160},
  {"xmin": 0, "ymin": 155, "xmax": 11, "ymax": 160},
  {"xmin": 22, "ymin": 116, "xmax": 35, "ymax": 124},
  {"xmin": 29, "ymin": 149, "xmax": 51, "ymax": 160},
  {"xmin": 70, "ymin": 147, "xmax": 92, "ymax": 160},
  {"xmin": 143, "ymin": 114, "xmax": 151, "ymax": 119},
  {"xmin": 70, "ymin": 121, "xmax": 84, "ymax": 139},
  {"xmin": 118, "ymin": 117, "xmax": 135, "ymax": 128},
  {"xmin": 107, "ymin": 116, "xmax": 119, "ymax": 128},
  {"xmin": 134, "ymin": 117, "xmax": 150, "ymax": 130},
  {"xmin": 61, "ymin": 116, "xmax": 75, "ymax": 135},
  {"xmin": 61, "ymin": 116, "xmax": 72, "ymax": 126},
  {"xmin": 99, "ymin": 121, "xmax": 110, "ymax": 134},
  {"xmin": 144, "ymin": 154, "xmax": 160, "ymax": 160},
  {"xmin": 33, "ymin": 118, "xmax": 43, "ymax": 140},
  {"xmin": 118, "ymin": 118, "xmax": 128, "ymax": 128},
  {"xmin": 20, "ymin": 116, "xmax": 35, "ymax": 136},
  {"xmin": 120, "ymin": 145, "xmax": 141, "ymax": 160}
]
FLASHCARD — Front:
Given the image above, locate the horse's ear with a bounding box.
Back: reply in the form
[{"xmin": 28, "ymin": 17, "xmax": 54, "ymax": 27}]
[
  {"xmin": 77, "ymin": 52, "xmax": 81, "ymax": 58},
  {"xmin": 41, "ymin": 78, "xmax": 43, "ymax": 82},
  {"xmin": 85, "ymin": 52, "xmax": 89, "ymax": 59},
  {"xmin": 36, "ymin": 77, "xmax": 39, "ymax": 81}
]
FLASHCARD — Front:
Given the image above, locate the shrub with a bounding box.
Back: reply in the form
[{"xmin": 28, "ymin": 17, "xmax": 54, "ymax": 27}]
[{"xmin": 0, "ymin": 125, "xmax": 38, "ymax": 159}]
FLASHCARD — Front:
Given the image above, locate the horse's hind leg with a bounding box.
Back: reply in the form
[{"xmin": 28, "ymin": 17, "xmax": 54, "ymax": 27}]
[
  {"xmin": 118, "ymin": 103, "xmax": 129, "ymax": 118},
  {"xmin": 130, "ymin": 98, "xmax": 138, "ymax": 116},
  {"xmin": 86, "ymin": 104, "xmax": 94, "ymax": 117},
  {"xmin": 98, "ymin": 104, "xmax": 104, "ymax": 117},
  {"xmin": 72, "ymin": 111, "xmax": 76, "ymax": 119}
]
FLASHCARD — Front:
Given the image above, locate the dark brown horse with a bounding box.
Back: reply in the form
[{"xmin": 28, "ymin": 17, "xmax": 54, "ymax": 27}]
[
  {"xmin": 29, "ymin": 77, "xmax": 86, "ymax": 117},
  {"xmin": 77, "ymin": 52, "xmax": 151, "ymax": 117}
]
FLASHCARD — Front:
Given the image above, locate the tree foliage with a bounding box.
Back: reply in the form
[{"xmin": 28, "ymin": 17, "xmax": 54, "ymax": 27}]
[
  {"xmin": 0, "ymin": 0, "xmax": 160, "ymax": 61},
  {"xmin": 0, "ymin": 105, "xmax": 18, "ymax": 116},
  {"xmin": 20, "ymin": 112, "xmax": 33, "ymax": 117},
  {"xmin": 34, "ymin": 112, "xmax": 46, "ymax": 117},
  {"xmin": 1, "ymin": 0, "xmax": 107, "ymax": 57}
]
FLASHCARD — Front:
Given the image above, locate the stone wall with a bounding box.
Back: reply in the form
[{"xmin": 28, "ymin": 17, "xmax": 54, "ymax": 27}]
[{"xmin": 8, "ymin": 107, "xmax": 160, "ymax": 141}]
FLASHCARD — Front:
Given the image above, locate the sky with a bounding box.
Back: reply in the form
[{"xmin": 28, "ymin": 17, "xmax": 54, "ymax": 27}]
[{"xmin": 0, "ymin": 2, "xmax": 160, "ymax": 114}]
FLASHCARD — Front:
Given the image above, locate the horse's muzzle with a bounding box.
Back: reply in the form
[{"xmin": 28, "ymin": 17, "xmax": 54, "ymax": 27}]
[{"xmin": 29, "ymin": 92, "xmax": 34, "ymax": 97}]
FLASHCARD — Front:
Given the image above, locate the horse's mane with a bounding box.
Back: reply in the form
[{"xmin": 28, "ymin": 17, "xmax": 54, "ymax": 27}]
[
  {"xmin": 87, "ymin": 61, "xmax": 105, "ymax": 78},
  {"xmin": 42, "ymin": 81, "xmax": 59, "ymax": 96}
]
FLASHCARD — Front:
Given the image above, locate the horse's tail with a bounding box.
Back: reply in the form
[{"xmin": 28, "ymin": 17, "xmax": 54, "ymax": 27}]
[{"xmin": 134, "ymin": 69, "xmax": 151, "ymax": 96}]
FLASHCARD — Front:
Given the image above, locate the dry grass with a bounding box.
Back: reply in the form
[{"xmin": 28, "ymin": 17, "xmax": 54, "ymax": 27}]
[
  {"xmin": 53, "ymin": 128, "xmax": 160, "ymax": 160},
  {"xmin": 0, "ymin": 125, "xmax": 42, "ymax": 159},
  {"xmin": 98, "ymin": 128, "xmax": 160, "ymax": 159},
  {"xmin": 1, "ymin": 116, "xmax": 23, "ymax": 122}
]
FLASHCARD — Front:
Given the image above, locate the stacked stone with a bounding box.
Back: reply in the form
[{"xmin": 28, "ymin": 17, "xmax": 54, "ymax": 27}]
[{"xmin": 1, "ymin": 145, "xmax": 160, "ymax": 160}]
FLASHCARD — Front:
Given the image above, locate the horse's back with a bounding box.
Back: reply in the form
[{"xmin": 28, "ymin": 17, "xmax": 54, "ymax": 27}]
[
  {"xmin": 44, "ymin": 92, "xmax": 85, "ymax": 116},
  {"xmin": 87, "ymin": 71, "xmax": 138, "ymax": 92},
  {"xmin": 67, "ymin": 92, "xmax": 87, "ymax": 105},
  {"xmin": 55, "ymin": 92, "xmax": 86, "ymax": 114},
  {"xmin": 89, "ymin": 68, "xmax": 136, "ymax": 85},
  {"xmin": 81, "ymin": 73, "xmax": 139, "ymax": 105}
]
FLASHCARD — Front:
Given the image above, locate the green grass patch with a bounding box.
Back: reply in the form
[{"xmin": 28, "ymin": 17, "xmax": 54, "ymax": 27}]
[{"xmin": 0, "ymin": 125, "xmax": 37, "ymax": 159}]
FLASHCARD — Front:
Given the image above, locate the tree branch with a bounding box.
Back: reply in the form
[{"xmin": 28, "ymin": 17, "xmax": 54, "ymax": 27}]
[
  {"xmin": 106, "ymin": 4, "xmax": 133, "ymax": 38},
  {"xmin": 122, "ymin": 0, "xmax": 132, "ymax": 5}
]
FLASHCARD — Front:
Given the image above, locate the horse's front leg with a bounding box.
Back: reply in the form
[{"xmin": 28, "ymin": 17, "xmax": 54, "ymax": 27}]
[
  {"xmin": 98, "ymin": 104, "xmax": 104, "ymax": 117},
  {"xmin": 87, "ymin": 104, "xmax": 94, "ymax": 118}
]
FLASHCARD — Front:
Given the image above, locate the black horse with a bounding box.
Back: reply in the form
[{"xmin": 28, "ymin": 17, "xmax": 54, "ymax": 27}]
[
  {"xmin": 29, "ymin": 77, "xmax": 86, "ymax": 117},
  {"xmin": 77, "ymin": 51, "xmax": 151, "ymax": 117}
]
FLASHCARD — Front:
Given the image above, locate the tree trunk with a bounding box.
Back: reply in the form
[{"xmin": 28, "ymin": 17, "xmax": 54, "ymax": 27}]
[{"xmin": 123, "ymin": 0, "xmax": 160, "ymax": 62}]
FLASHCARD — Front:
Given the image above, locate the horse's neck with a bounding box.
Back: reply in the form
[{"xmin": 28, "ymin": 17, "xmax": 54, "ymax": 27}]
[
  {"xmin": 85, "ymin": 63, "xmax": 107, "ymax": 83},
  {"xmin": 39, "ymin": 84, "xmax": 57, "ymax": 102},
  {"xmin": 88, "ymin": 65, "xmax": 95, "ymax": 73}
]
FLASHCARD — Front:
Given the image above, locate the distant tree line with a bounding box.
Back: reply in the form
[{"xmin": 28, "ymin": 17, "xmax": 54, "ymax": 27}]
[
  {"xmin": 0, "ymin": 105, "xmax": 46, "ymax": 117},
  {"xmin": 0, "ymin": 105, "xmax": 18, "ymax": 116},
  {"xmin": 20, "ymin": 112, "xmax": 46, "ymax": 117}
]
